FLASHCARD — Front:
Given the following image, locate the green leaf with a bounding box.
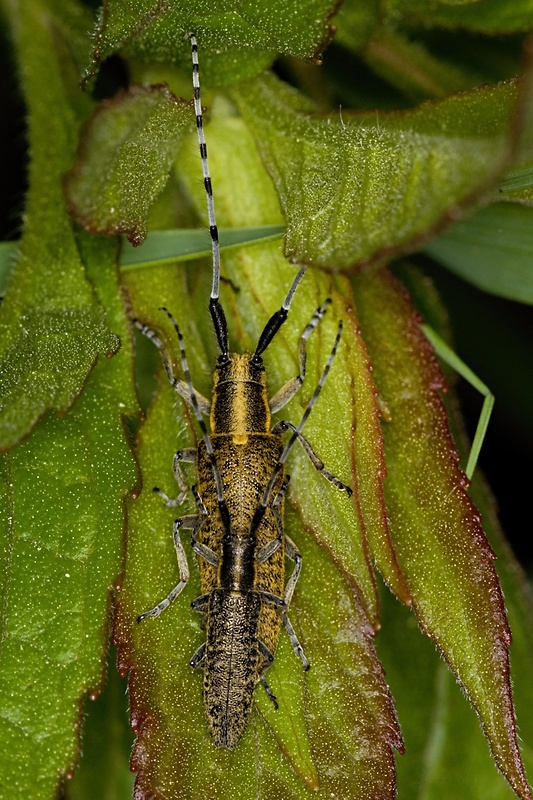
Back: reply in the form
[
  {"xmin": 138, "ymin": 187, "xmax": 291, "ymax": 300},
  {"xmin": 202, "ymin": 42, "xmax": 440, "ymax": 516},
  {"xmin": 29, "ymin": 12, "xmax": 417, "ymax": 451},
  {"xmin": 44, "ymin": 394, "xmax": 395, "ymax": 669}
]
[
  {"xmin": 379, "ymin": 569, "xmax": 533, "ymax": 800},
  {"xmin": 387, "ymin": 0, "xmax": 533, "ymax": 34},
  {"xmin": 62, "ymin": 653, "xmax": 135, "ymax": 800},
  {"xmin": 376, "ymin": 267, "xmax": 533, "ymax": 797},
  {"xmin": 334, "ymin": 5, "xmax": 532, "ymax": 109},
  {"xmin": 0, "ymin": 242, "xmax": 14, "ymax": 296},
  {"xmin": 0, "ymin": 16, "xmax": 138, "ymax": 799},
  {"xmin": 65, "ymin": 84, "xmax": 194, "ymax": 246},
  {"xmin": 356, "ymin": 28, "xmax": 489, "ymax": 103},
  {"xmin": 120, "ymin": 224, "xmax": 284, "ymax": 269},
  {"xmin": 353, "ymin": 267, "xmax": 531, "ymax": 800},
  {"xmin": 424, "ymin": 203, "xmax": 533, "ymax": 304},
  {"xmin": 334, "ymin": 0, "xmax": 533, "ymax": 53},
  {"xmin": 233, "ymin": 73, "xmax": 524, "ymax": 269},
  {"xmin": 86, "ymin": 0, "xmax": 338, "ymax": 86},
  {"xmin": 331, "ymin": 0, "xmax": 381, "ymax": 51},
  {"xmin": 0, "ymin": 0, "xmax": 118, "ymax": 452},
  {"xmin": 118, "ymin": 108, "xmax": 404, "ymax": 798},
  {"xmin": 0, "ymin": 228, "xmax": 138, "ymax": 798},
  {"xmin": 499, "ymin": 166, "xmax": 533, "ymax": 199}
]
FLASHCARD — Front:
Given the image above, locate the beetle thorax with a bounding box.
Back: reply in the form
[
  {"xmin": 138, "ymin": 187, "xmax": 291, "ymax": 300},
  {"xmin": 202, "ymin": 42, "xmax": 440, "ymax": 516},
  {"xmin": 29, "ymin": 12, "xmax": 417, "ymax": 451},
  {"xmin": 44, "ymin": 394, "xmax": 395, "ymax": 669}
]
[{"xmin": 210, "ymin": 353, "xmax": 271, "ymax": 437}]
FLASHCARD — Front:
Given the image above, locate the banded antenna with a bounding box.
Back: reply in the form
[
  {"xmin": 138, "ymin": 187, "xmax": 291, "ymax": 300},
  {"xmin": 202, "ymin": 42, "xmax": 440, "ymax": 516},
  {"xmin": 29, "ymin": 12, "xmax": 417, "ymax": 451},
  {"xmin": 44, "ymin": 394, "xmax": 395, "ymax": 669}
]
[
  {"xmin": 188, "ymin": 34, "xmax": 307, "ymax": 364},
  {"xmin": 189, "ymin": 33, "xmax": 229, "ymax": 359}
]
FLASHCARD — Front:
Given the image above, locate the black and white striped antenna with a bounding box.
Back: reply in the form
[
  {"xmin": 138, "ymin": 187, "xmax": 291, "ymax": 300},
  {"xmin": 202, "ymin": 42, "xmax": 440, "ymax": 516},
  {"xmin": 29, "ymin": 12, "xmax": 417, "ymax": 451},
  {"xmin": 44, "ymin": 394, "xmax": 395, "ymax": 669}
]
[
  {"xmin": 189, "ymin": 33, "xmax": 229, "ymax": 358},
  {"xmin": 189, "ymin": 34, "xmax": 307, "ymax": 362}
]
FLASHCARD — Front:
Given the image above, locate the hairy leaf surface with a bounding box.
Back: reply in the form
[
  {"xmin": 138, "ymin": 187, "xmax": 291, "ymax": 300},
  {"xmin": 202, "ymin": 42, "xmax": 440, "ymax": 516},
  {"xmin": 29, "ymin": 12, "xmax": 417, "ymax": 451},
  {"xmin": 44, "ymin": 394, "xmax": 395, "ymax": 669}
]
[
  {"xmin": 0, "ymin": 0, "xmax": 117, "ymax": 451},
  {"xmin": 234, "ymin": 74, "xmax": 525, "ymax": 269},
  {"xmin": 86, "ymin": 0, "xmax": 338, "ymax": 85},
  {"xmin": 65, "ymin": 85, "xmax": 194, "ymax": 246},
  {"xmin": 353, "ymin": 267, "xmax": 531, "ymax": 800}
]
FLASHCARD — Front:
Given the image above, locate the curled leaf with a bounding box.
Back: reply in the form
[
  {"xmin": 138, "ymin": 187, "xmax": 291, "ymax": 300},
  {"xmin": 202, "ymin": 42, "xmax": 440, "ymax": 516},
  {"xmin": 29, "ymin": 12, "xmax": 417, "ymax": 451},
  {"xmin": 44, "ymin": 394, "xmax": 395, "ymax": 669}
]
[
  {"xmin": 86, "ymin": 0, "xmax": 338, "ymax": 85},
  {"xmin": 65, "ymin": 84, "xmax": 193, "ymax": 245},
  {"xmin": 234, "ymin": 74, "xmax": 525, "ymax": 269}
]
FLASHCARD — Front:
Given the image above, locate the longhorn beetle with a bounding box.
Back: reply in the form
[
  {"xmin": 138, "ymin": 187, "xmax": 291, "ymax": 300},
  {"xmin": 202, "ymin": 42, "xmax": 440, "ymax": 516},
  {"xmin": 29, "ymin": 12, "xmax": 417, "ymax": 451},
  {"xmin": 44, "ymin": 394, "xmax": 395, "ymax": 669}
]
[{"xmin": 135, "ymin": 34, "xmax": 353, "ymax": 749}]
